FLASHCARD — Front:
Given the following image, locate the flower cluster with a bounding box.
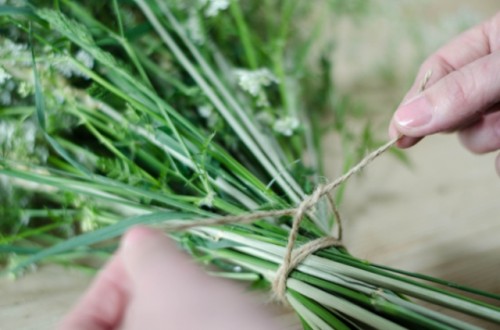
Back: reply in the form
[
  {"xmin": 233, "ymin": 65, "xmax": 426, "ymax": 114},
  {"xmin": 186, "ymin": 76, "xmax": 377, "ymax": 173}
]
[
  {"xmin": 234, "ymin": 68, "xmax": 278, "ymax": 107},
  {"xmin": 203, "ymin": 0, "xmax": 231, "ymax": 17},
  {"xmin": 273, "ymin": 116, "xmax": 300, "ymax": 137},
  {"xmin": 52, "ymin": 50, "xmax": 94, "ymax": 79}
]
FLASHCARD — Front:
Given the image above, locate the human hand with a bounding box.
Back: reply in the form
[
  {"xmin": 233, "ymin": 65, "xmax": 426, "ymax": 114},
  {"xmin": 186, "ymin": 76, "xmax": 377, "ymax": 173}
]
[
  {"xmin": 59, "ymin": 226, "xmax": 283, "ymax": 330},
  {"xmin": 389, "ymin": 12, "xmax": 500, "ymax": 175}
]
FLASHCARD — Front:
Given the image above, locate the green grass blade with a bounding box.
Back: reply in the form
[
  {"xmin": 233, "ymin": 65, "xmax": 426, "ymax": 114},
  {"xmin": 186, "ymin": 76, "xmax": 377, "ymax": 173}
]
[{"xmin": 5, "ymin": 211, "xmax": 193, "ymax": 274}]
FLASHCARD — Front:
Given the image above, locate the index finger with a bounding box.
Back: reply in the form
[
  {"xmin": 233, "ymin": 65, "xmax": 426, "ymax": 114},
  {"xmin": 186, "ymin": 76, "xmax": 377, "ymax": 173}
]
[{"xmin": 390, "ymin": 11, "xmax": 500, "ymax": 147}]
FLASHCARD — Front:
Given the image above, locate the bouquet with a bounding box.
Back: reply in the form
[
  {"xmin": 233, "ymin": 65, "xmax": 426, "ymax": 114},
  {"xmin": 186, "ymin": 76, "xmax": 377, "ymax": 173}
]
[{"xmin": 1, "ymin": 1, "xmax": 499, "ymax": 328}]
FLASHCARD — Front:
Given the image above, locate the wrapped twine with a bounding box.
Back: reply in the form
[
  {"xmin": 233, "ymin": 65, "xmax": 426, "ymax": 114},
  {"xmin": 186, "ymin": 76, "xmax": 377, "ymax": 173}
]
[
  {"xmin": 156, "ymin": 135, "xmax": 400, "ymax": 304},
  {"xmin": 156, "ymin": 70, "xmax": 433, "ymax": 304}
]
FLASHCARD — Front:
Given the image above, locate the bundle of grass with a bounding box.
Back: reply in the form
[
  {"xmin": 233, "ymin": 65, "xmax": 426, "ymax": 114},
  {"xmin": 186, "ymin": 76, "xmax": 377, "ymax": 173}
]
[{"xmin": 1, "ymin": 1, "xmax": 499, "ymax": 328}]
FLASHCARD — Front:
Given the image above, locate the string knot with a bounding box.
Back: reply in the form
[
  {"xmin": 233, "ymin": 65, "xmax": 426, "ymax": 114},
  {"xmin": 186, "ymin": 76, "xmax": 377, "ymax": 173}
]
[{"xmin": 157, "ymin": 135, "xmax": 403, "ymax": 305}]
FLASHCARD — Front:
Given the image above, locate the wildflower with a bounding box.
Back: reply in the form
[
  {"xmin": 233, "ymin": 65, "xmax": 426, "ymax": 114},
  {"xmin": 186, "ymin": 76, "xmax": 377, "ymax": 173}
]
[
  {"xmin": 0, "ymin": 80, "xmax": 15, "ymax": 105},
  {"xmin": 273, "ymin": 116, "xmax": 299, "ymax": 136},
  {"xmin": 198, "ymin": 104, "xmax": 218, "ymax": 127},
  {"xmin": 80, "ymin": 207, "xmax": 98, "ymax": 232},
  {"xmin": 234, "ymin": 68, "xmax": 278, "ymax": 107},
  {"xmin": 204, "ymin": 0, "xmax": 230, "ymax": 17},
  {"xmin": 0, "ymin": 66, "xmax": 12, "ymax": 84},
  {"xmin": 198, "ymin": 190, "xmax": 216, "ymax": 208},
  {"xmin": 235, "ymin": 68, "xmax": 278, "ymax": 96},
  {"xmin": 1, "ymin": 39, "xmax": 28, "ymax": 58},
  {"xmin": 198, "ymin": 104, "xmax": 213, "ymax": 118},
  {"xmin": 17, "ymin": 81, "xmax": 32, "ymax": 98},
  {"xmin": 75, "ymin": 50, "xmax": 94, "ymax": 70},
  {"xmin": 53, "ymin": 55, "xmax": 76, "ymax": 78},
  {"xmin": 22, "ymin": 121, "xmax": 37, "ymax": 154},
  {"xmin": 0, "ymin": 120, "xmax": 40, "ymax": 162},
  {"xmin": 0, "ymin": 121, "xmax": 16, "ymax": 152},
  {"xmin": 53, "ymin": 50, "xmax": 94, "ymax": 79}
]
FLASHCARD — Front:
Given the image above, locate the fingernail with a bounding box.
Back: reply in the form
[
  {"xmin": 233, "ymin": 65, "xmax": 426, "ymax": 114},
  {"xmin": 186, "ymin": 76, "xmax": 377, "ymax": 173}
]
[{"xmin": 395, "ymin": 95, "xmax": 433, "ymax": 128}]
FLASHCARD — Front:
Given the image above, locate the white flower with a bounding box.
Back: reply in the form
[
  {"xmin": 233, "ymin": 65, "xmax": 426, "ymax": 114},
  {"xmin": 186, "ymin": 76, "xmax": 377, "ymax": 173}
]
[
  {"xmin": 198, "ymin": 190, "xmax": 216, "ymax": 208},
  {"xmin": 53, "ymin": 50, "xmax": 93, "ymax": 79},
  {"xmin": 0, "ymin": 66, "xmax": 12, "ymax": 84},
  {"xmin": 0, "ymin": 120, "xmax": 16, "ymax": 143},
  {"xmin": 17, "ymin": 81, "xmax": 32, "ymax": 98},
  {"xmin": 198, "ymin": 104, "xmax": 218, "ymax": 127},
  {"xmin": 205, "ymin": 0, "xmax": 230, "ymax": 17},
  {"xmin": 198, "ymin": 104, "xmax": 213, "ymax": 118},
  {"xmin": 0, "ymin": 80, "xmax": 15, "ymax": 105},
  {"xmin": 20, "ymin": 212, "xmax": 31, "ymax": 226},
  {"xmin": 80, "ymin": 207, "xmax": 98, "ymax": 232},
  {"xmin": 53, "ymin": 55, "xmax": 76, "ymax": 78},
  {"xmin": 273, "ymin": 116, "xmax": 299, "ymax": 137},
  {"xmin": 235, "ymin": 68, "xmax": 278, "ymax": 96},
  {"xmin": 22, "ymin": 121, "xmax": 37, "ymax": 154},
  {"xmin": 75, "ymin": 50, "xmax": 94, "ymax": 69},
  {"xmin": 1, "ymin": 39, "xmax": 28, "ymax": 58},
  {"xmin": 0, "ymin": 120, "xmax": 39, "ymax": 160}
]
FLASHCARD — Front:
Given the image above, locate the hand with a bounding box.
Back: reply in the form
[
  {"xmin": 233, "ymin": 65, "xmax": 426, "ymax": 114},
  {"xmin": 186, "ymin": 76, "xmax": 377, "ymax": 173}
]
[
  {"xmin": 59, "ymin": 226, "xmax": 282, "ymax": 330},
  {"xmin": 389, "ymin": 12, "xmax": 500, "ymax": 175}
]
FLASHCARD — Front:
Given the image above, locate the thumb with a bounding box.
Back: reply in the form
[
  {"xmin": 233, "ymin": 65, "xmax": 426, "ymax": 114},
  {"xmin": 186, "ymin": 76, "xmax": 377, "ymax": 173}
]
[
  {"xmin": 393, "ymin": 51, "xmax": 500, "ymax": 137},
  {"xmin": 118, "ymin": 226, "xmax": 284, "ymax": 330},
  {"xmin": 120, "ymin": 225, "xmax": 205, "ymax": 286},
  {"xmin": 118, "ymin": 226, "xmax": 212, "ymax": 330}
]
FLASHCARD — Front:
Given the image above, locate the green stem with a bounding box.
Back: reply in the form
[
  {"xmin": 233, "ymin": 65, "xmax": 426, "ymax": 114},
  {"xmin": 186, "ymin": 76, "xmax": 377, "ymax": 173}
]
[{"xmin": 229, "ymin": 0, "xmax": 258, "ymax": 69}]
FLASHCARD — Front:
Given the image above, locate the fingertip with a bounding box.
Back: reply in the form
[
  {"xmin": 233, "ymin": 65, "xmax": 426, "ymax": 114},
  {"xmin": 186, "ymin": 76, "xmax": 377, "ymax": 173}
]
[
  {"xmin": 120, "ymin": 225, "xmax": 169, "ymax": 254},
  {"xmin": 388, "ymin": 122, "xmax": 400, "ymax": 140},
  {"xmin": 394, "ymin": 94, "xmax": 434, "ymax": 133},
  {"xmin": 120, "ymin": 226, "xmax": 187, "ymax": 284},
  {"xmin": 121, "ymin": 225, "xmax": 160, "ymax": 250},
  {"xmin": 389, "ymin": 117, "xmax": 423, "ymax": 148},
  {"xmin": 397, "ymin": 135, "xmax": 422, "ymax": 148}
]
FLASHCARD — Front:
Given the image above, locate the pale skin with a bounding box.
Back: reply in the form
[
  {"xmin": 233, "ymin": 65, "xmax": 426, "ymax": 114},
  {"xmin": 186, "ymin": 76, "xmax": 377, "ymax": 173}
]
[
  {"xmin": 59, "ymin": 226, "xmax": 282, "ymax": 330},
  {"xmin": 61, "ymin": 13, "xmax": 500, "ymax": 330},
  {"xmin": 389, "ymin": 11, "xmax": 500, "ymax": 176}
]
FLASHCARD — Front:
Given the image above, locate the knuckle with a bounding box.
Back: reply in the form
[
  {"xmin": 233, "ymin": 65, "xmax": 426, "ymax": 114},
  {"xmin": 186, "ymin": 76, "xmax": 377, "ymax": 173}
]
[
  {"xmin": 458, "ymin": 115, "xmax": 500, "ymax": 154},
  {"xmin": 444, "ymin": 70, "xmax": 474, "ymax": 112}
]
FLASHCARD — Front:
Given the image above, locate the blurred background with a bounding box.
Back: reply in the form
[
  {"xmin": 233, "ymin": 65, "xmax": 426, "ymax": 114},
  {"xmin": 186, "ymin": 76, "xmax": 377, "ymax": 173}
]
[
  {"xmin": 320, "ymin": 0, "xmax": 500, "ymax": 320},
  {"xmin": 1, "ymin": 1, "xmax": 499, "ymax": 328}
]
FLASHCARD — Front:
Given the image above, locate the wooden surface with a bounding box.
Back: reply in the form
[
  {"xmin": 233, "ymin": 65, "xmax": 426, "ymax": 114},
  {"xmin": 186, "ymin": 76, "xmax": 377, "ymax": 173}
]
[
  {"xmin": 1, "ymin": 1, "xmax": 500, "ymax": 329},
  {"xmin": 0, "ymin": 267, "xmax": 90, "ymax": 330}
]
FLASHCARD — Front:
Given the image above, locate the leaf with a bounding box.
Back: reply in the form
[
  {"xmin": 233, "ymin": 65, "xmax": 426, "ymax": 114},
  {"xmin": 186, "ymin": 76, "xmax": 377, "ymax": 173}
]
[
  {"xmin": 29, "ymin": 24, "xmax": 46, "ymax": 131},
  {"xmin": 6, "ymin": 211, "xmax": 194, "ymax": 275},
  {"xmin": 29, "ymin": 24, "xmax": 91, "ymax": 175},
  {"xmin": 0, "ymin": 5, "xmax": 39, "ymax": 20},
  {"xmin": 36, "ymin": 9, "xmax": 116, "ymax": 67}
]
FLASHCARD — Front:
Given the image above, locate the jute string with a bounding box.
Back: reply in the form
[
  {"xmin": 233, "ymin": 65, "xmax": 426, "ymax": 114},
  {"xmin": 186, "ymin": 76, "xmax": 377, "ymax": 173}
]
[
  {"xmin": 157, "ymin": 70, "xmax": 432, "ymax": 304},
  {"xmin": 156, "ymin": 135, "xmax": 400, "ymax": 303}
]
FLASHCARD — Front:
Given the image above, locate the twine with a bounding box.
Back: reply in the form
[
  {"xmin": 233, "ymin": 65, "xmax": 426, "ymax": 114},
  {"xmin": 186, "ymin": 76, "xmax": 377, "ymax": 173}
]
[
  {"xmin": 155, "ymin": 68, "xmax": 434, "ymax": 304},
  {"xmin": 157, "ymin": 136, "xmax": 401, "ymax": 303}
]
